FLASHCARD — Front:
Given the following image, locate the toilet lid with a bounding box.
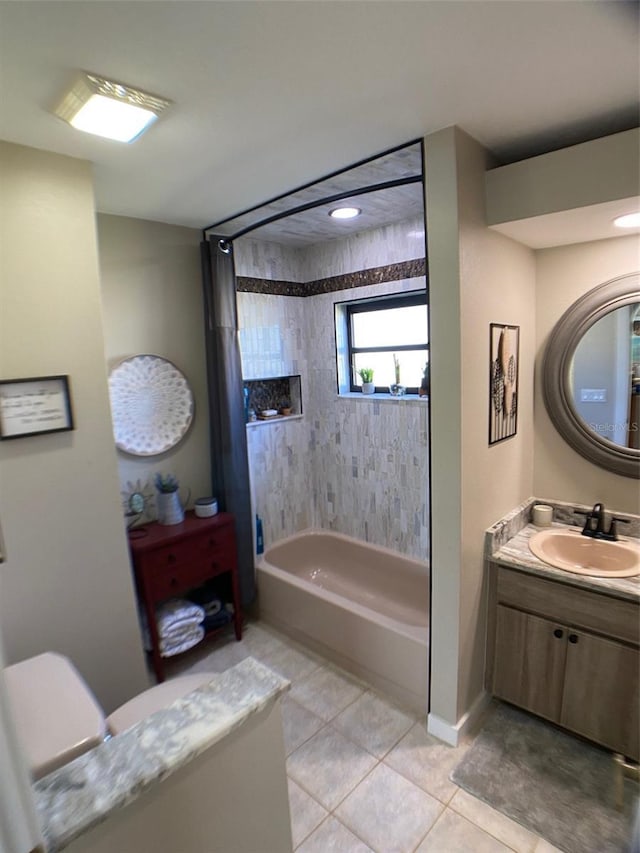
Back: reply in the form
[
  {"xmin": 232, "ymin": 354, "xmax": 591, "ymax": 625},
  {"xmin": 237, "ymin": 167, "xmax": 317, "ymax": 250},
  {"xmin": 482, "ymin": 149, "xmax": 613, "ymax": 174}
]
[
  {"xmin": 107, "ymin": 673, "xmax": 214, "ymax": 735},
  {"xmin": 4, "ymin": 651, "xmax": 107, "ymax": 780}
]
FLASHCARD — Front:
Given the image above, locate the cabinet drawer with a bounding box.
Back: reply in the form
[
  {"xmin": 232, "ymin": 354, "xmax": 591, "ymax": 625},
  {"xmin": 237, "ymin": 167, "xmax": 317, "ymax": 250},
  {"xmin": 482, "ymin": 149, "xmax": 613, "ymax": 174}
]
[
  {"xmin": 194, "ymin": 528, "xmax": 236, "ymax": 564},
  {"xmin": 148, "ymin": 560, "xmax": 213, "ymax": 601},
  {"xmin": 139, "ymin": 539, "xmax": 201, "ymax": 574},
  {"xmin": 496, "ymin": 567, "xmax": 640, "ymax": 646}
]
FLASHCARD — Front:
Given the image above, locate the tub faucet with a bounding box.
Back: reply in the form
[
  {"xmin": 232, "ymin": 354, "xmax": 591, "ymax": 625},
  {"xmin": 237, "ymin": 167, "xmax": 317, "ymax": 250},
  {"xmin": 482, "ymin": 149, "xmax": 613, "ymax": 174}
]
[{"xmin": 577, "ymin": 503, "xmax": 628, "ymax": 541}]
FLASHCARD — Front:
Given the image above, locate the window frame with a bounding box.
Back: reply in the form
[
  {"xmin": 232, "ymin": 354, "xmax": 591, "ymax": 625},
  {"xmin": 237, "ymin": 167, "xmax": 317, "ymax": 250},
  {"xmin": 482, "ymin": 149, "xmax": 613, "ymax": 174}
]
[{"xmin": 346, "ymin": 290, "xmax": 429, "ymax": 394}]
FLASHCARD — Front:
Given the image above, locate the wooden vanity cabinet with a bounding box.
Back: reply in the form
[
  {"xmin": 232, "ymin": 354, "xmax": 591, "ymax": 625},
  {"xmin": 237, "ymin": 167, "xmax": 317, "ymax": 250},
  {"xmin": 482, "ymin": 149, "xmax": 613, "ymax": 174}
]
[
  {"xmin": 488, "ymin": 565, "xmax": 639, "ymax": 760},
  {"xmin": 128, "ymin": 512, "xmax": 242, "ymax": 683}
]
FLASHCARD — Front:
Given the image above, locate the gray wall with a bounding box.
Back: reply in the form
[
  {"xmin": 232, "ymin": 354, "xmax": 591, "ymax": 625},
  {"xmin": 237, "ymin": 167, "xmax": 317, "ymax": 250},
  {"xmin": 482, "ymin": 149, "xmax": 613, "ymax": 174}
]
[
  {"xmin": 534, "ymin": 235, "xmax": 640, "ymax": 511},
  {"xmin": 97, "ymin": 214, "xmax": 211, "ymax": 520},
  {"xmin": 426, "ymin": 127, "xmax": 536, "ymax": 729},
  {"xmin": 0, "ymin": 143, "xmax": 149, "ymax": 712}
]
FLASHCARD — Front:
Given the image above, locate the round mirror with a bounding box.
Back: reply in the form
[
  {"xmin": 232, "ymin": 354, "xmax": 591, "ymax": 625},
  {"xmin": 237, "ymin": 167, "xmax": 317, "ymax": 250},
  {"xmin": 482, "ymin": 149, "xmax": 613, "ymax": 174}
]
[{"xmin": 542, "ymin": 273, "xmax": 640, "ymax": 479}]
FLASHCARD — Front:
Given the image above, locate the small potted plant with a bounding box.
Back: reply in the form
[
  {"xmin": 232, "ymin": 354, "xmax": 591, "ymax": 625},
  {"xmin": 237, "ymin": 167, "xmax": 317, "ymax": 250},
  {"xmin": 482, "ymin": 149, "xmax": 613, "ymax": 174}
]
[
  {"xmin": 154, "ymin": 472, "xmax": 179, "ymax": 493},
  {"xmin": 357, "ymin": 367, "xmax": 375, "ymax": 395},
  {"xmin": 389, "ymin": 354, "xmax": 406, "ymax": 396},
  {"xmin": 154, "ymin": 472, "xmax": 186, "ymax": 525}
]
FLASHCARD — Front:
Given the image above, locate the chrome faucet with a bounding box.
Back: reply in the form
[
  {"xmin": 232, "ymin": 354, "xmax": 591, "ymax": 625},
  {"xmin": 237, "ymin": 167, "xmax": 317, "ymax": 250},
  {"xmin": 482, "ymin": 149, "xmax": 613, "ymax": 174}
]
[{"xmin": 578, "ymin": 503, "xmax": 628, "ymax": 542}]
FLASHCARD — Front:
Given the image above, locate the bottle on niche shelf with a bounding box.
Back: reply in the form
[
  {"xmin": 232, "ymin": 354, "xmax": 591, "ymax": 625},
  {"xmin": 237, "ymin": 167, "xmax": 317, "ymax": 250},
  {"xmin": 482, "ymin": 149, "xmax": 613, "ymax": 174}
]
[
  {"xmin": 243, "ymin": 387, "xmax": 250, "ymax": 423},
  {"xmin": 256, "ymin": 515, "xmax": 264, "ymax": 555}
]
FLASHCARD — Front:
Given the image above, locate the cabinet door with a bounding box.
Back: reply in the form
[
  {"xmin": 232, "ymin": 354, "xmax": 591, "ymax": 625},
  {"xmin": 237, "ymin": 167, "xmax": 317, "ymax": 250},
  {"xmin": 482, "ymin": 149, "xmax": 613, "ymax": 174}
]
[
  {"xmin": 561, "ymin": 631, "xmax": 639, "ymax": 760},
  {"xmin": 493, "ymin": 605, "xmax": 567, "ymax": 722}
]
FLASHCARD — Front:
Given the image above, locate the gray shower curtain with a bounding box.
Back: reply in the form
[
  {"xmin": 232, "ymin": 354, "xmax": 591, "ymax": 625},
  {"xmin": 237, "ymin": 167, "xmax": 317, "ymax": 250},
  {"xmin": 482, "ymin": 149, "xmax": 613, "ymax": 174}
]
[{"xmin": 201, "ymin": 237, "xmax": 255, "ymax": 606}]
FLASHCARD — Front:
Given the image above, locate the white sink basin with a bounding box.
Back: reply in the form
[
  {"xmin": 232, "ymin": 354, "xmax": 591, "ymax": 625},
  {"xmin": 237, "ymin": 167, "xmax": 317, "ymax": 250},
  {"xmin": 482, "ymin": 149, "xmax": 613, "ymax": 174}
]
[{"xmin": 529, "ymin": 528, "xmax": 640, "ymax": 577}]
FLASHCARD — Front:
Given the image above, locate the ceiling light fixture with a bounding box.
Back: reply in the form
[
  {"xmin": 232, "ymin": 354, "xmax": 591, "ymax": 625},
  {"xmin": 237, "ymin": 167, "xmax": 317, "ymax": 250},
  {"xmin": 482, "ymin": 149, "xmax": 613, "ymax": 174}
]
[
  {"xmin": 613, "ymin": 212, "xmax": 640, "ymax": 229},
  {"xmin": 329, "ymin": 207, "xmax": 361, "ymax": 220},
  {"xmin": 53, "ymin": 72, "xmax": 171, "ymax": 143}
]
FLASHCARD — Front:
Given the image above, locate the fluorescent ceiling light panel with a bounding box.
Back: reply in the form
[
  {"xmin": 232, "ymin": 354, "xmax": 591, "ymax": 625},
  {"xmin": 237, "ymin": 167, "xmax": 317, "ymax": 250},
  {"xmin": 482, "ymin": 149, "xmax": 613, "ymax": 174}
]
[
  {"xmin": 54, "ymin": 73, "xmax": 171, "ymax": 143},
  {"xmin": 329, "ymin": 207, "xmax": 361, "ymax": 220},
  {"xmin": 613, "ymin": 212, "xmax": 640, "ymax": 229}
]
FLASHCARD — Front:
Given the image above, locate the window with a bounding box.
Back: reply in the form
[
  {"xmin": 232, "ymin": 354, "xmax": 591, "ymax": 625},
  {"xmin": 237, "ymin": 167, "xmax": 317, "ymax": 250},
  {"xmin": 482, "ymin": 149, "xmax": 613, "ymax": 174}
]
[{"xmin": 346, "ymin": 291, "xmax": 428, "ymax": 393}]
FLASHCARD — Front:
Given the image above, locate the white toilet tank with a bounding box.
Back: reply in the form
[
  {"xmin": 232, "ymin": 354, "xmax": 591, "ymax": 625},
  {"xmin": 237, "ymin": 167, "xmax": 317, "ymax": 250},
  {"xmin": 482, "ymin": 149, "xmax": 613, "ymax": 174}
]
[{"xmin": 5, "ymin": 651, "xmax": 107, "ymax": 780}]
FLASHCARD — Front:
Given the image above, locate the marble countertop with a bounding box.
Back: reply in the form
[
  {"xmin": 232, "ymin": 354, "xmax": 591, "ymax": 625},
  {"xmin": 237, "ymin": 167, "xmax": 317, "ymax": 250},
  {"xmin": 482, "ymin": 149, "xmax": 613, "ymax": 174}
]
[
  {"xmin": 34, "ymin": 657, "xmax": 290, "ymax": 852},
  {"xmin": 492, "ymin": 522, "xmax": 640, "ymax": 602}
]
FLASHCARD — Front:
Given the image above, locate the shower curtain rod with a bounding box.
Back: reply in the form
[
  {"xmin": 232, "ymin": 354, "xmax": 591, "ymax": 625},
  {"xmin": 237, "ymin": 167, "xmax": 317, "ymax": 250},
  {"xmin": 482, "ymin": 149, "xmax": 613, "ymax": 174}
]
[
  {"xmin": 202, "ymin": 174, "xmax": 424, "ymax": 244},
  {"xmin": 201, "ymin": 136, "xmax": 424, "ymax": 239}
]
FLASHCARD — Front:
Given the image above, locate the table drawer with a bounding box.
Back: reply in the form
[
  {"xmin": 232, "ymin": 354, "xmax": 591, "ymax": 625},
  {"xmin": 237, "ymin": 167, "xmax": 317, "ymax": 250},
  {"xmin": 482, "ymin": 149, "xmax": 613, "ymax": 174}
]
[
  {"xmin": 149, "ymin": 560, "xmax": 213, "ymax": 601},
  {"xmin": 139, "ymin": 539, "xmax": 200, "ymax": 574},
  {"xmin": 194, "ymin": 529, "xmax": 236, "ymax": 564}
]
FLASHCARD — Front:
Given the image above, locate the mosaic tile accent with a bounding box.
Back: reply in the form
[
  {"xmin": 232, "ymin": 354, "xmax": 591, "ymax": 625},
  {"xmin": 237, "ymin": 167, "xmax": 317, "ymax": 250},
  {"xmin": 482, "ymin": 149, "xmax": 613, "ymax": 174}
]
[
  {"xmin": 244, "ymin": 377, "xmax": 301, "ymax": 415},
  {"xmin": 237, "ymin": 258, "xmax": 426, "ymax": 297},
  {"xmin": 245, "ymin": 378, "xmax": 288, "ymax": 413},
  {"xmin": 237, "ymin": 276, "xmax": 307, "ymax": 297}
]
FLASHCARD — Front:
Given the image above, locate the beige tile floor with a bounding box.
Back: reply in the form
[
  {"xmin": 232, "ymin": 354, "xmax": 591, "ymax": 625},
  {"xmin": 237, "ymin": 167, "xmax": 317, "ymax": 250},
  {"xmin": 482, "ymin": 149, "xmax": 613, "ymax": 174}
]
[{"xmin": 168, "ymin": 620, "xmax": 562, "ymax": 853}]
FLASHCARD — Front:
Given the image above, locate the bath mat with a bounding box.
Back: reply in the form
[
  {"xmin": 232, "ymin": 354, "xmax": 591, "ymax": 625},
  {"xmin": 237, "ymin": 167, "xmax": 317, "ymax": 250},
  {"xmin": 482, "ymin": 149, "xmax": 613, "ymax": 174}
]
[{"xmin": 451, "ymin": 703, "xmax": 636, "ymax": 853}]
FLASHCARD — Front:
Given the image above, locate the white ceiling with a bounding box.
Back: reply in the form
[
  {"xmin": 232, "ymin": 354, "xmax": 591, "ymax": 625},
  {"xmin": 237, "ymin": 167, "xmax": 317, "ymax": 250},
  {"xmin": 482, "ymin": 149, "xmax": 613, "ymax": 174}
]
[
  {"xmin": 490, "ymin": 197, "xmax": 640, "ymax": 250},
  {"xmin": 0, "ymin": 1, "xmax": 638, "ymax": 233}
]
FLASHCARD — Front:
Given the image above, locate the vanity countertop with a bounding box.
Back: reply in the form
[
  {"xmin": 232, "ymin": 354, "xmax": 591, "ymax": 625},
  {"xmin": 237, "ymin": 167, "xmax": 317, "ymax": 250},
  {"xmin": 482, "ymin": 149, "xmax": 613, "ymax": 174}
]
[
  {"xmin": 492, "ymin": 522, "xmax": 640, "ymax": 602},
  {"xmin": 34, "ymin": 657, "xmax": 290, "ymax": 852}
]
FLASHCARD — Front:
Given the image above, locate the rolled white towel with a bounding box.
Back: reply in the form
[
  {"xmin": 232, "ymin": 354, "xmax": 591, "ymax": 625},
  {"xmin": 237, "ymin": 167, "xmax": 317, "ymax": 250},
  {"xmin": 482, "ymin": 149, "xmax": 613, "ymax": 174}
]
[
  {"xmin": 158, "ymin": 622, "xmax": 203, "ymax": 647},
  {"xmin": 160, "ymin": 625, "xmax": 205, "ymax": 658},
  {"xmin": 140, "ymin": 603, "xmax": 204, "ymax": 650},
  {"xmin": 155, "ymin": 599, "xmax": 205, "ymax": 636}
]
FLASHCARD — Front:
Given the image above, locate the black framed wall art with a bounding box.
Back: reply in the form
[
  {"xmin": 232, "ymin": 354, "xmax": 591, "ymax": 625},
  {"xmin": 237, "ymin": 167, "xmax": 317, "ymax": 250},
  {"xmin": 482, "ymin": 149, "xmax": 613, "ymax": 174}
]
[
  {"xmin": 489, "ymin": 324, "xmax": 519, "ymax": 445},
  {"xmin": 0, "ymin": 375, "xmax": 74, "ymax": 439}
]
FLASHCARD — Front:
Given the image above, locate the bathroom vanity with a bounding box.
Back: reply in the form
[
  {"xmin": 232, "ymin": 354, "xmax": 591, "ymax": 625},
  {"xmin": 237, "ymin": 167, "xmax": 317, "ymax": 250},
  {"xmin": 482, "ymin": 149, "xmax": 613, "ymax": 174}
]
[{"xmin": 486, "ymin": 506, "xmax": 639, "ymax": 761}]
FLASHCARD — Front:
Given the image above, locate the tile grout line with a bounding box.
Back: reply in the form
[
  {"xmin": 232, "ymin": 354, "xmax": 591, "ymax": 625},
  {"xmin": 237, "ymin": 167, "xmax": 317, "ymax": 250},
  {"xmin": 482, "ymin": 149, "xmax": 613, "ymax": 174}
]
[
  {"xmin": 448, "ymin": 794, "xmax": 537, "ymax": 853},
  {"xmin": 178, "ymin": 625, "xmax": 549, "ymax": 853}
]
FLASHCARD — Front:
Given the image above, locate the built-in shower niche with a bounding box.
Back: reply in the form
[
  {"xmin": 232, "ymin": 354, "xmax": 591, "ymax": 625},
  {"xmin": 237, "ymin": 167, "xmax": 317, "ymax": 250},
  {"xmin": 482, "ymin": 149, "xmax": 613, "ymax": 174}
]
[{"xmin": 244, "ymin": 375, "xmax": 302, "ymax": 423}]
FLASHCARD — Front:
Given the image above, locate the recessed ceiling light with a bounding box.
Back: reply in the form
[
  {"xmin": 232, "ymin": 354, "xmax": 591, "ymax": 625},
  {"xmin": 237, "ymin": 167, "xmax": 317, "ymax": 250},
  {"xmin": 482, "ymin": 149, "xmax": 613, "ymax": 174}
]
[
  {"xmin": 53, "ymin": 72, "xmax": 171, "ymax": 143},
  {"xmin": 613, "ymin": 212, "xmax": 640, "ymax": 229},
  {"xmin": 329, "ymin": 207, "xmax": 361, "ymax": 220}
]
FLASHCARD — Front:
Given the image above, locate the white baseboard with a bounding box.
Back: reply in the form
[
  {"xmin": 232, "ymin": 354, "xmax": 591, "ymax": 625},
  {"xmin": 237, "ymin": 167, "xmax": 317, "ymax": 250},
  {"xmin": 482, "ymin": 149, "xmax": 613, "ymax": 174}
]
[{"xmin": 427, "ymin": 690, "xmax": 491, "ymax": 747}]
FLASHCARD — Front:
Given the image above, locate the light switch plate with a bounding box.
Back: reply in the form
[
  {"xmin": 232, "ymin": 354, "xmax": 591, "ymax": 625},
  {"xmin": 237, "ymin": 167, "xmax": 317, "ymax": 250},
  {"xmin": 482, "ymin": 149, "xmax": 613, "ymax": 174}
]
[{"xmin": 580, "ymin": 388, "xmax": 607, "ymax": 402}]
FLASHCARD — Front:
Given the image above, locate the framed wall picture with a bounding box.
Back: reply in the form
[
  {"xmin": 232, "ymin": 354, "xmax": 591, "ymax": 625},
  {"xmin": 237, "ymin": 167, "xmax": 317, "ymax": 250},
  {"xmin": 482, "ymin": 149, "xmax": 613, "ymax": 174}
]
[
  {"xmin": 489, "ymin": 324, "xmax": 519, "ymax": 445},
  {"xmin": 0, "ymin": 375, "xmax": 74, "ymax": 440}
]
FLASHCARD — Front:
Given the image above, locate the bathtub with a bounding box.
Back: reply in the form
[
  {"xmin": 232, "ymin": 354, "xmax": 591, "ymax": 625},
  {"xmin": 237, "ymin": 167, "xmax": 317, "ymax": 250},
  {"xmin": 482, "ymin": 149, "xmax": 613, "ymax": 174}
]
[{"xmin": 256, "ymin": 529, "xmax": 429, "ymax": 713}]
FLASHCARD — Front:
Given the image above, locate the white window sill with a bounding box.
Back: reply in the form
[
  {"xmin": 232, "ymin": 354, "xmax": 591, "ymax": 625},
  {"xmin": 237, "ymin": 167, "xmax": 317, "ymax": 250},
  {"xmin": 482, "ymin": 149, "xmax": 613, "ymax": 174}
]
[
  {"xmin": 338, "ymin": 392, "xmax": 429, "ymax": 403},
  {"xmin": 246, "ymin": 413, "xmax": 304, "ymax": 427}
]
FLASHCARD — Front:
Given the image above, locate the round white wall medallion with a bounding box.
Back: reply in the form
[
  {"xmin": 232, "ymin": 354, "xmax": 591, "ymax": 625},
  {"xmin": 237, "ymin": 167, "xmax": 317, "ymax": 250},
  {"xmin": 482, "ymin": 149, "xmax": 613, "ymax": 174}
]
[{"xmin": 109, "ymin": 355, "xmax": 194, "ymax": 456}]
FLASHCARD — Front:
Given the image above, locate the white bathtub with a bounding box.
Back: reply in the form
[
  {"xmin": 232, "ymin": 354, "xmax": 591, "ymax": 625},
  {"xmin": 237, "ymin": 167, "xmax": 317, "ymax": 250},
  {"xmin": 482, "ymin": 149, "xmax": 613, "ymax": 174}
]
[{"xmin": 257, "ymin": 529, "xmax": 429, "ymax": 713}]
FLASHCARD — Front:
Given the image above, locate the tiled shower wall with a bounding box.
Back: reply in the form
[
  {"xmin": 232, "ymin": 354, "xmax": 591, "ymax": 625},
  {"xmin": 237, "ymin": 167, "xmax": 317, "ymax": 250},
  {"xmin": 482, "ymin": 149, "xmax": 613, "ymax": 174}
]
[
  {"xmin": 237, "ymin": 289, "xmax": 313, "ymax": 544},
  {"xmin": 235, "ymin": 216, "xmax": 430, "ymax": 561},
  {"xmin": 301, "ymin": 217, "xmax": 425, "ymax": 279}
]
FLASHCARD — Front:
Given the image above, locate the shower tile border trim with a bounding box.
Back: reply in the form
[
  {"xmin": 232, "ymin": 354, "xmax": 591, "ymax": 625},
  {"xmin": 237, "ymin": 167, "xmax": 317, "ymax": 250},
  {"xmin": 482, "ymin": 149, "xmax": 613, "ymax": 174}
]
[{"xmin": 237, "ymin": 258, "xmax": 427, "ymax": 297}]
